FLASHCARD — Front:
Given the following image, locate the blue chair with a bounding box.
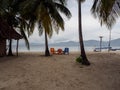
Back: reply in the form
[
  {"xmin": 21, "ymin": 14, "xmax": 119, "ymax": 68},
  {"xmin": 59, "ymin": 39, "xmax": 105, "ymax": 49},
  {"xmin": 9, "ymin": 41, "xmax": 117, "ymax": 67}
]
[{"xmin": 63, "ymin": 48, "xmax": 69, "ymax": 55}]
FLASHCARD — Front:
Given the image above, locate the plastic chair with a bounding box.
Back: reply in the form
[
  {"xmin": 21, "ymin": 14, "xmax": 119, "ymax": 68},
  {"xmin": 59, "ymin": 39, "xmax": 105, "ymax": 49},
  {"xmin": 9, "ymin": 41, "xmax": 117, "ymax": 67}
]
[
  {"xmin": 63, "ymin": 48, "xmax": 69, "ymax": 55},
  {"xmin": 50, "ymin": 48, "xmax": 55, "ymax": 54},
  {"xmin": 50, "ymin": 48, "xmax": 58, "ymax": 54},
  {"xmin": 57, "ymin": 49, "xmax": 63, "ymax": 55}
]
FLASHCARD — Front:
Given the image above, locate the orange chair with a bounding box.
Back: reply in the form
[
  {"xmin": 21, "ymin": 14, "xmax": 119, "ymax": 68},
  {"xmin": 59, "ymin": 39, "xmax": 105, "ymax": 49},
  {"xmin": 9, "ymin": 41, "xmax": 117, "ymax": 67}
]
[
  {"xmin": 50, "ymin": 48, "xmax": 55, "ymax": 54},
  {"xmin": 50, "ymin": 48, "xmax": 58, "ymax": 54}
]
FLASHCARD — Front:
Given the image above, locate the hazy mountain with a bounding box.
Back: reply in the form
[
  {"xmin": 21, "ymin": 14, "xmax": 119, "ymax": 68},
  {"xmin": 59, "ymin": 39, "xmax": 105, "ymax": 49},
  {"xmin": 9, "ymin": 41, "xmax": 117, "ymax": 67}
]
[
  {"xmin": 49, "ymin": 40, "xmax": 106, "ymax": 47},
  {"xmin": 111, "ymin": 38, "xmax": 120, "ymax": 46},
  {"xmin": 13, "ymin": 38, "xmax": 120, "ymax": 47},
  {"xmin": 84, "ymin": 40, "xmax": 108, "ymax": 47},
  {"xmin": 49, "ymin": 38, "xmax": 120, "ymax": 47},
  {"xmin": 49, "ymin": 41, "xmax": 79, "ymax": 46}
]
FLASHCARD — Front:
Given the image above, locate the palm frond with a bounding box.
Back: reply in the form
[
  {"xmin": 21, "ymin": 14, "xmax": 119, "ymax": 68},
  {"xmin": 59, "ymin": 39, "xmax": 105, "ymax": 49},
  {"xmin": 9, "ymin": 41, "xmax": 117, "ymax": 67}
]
[
  {"xmin": 38, "ymin": 21, "xmax": 44, "ymax": 36},
  {"xmin": 19, "ymin": 27, "xmax": 30, "ymax": 50},
  {"xmin": 54, "ymin": 0, "xmax": 67, "ymax": 5},
  {"xmin": 54, "ymin": 3, "xmax": 72, "ymax": 19},
  {"xmin": 47, "ymin": 2, "xmax": 64, "ymax": 30},
  {"xmin": 91, "ymin": 0, "xmax": 120, "ymax": 29}
]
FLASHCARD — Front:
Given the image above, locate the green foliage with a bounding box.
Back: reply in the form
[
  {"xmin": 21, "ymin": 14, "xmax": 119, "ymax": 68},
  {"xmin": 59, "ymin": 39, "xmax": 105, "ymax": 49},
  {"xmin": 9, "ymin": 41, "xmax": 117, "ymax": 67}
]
[
  {"xmin": 76, "ymin": 56, "xmax": 83, "ymax": 63},
  {"xmin": 0, "ymin": 0, "xmax": 30, "ymax": 50},
  {"xmin": 91, "ymin": 0, "xmax": 119, "ymax": 29},
  {"xmin": 0, "ymin": 0, "xmax": 72, "ymax": 51}
]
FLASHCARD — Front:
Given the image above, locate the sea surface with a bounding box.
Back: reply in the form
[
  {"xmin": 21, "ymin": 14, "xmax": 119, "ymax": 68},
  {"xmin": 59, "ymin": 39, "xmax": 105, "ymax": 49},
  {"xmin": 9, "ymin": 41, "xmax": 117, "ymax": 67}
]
[
  {"xmin": 11, "ymin": 45, "xmax": 95, "ymax": 52},
  {"xmin": 11, "ymin": 44, "xmax": 120, "ymax": 53}
]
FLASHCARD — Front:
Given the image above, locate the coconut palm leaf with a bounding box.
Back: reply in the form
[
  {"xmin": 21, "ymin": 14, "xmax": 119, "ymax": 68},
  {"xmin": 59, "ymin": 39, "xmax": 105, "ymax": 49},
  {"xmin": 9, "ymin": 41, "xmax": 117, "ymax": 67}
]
[
  {"xmin": 54, "ymin": 3, "xmax": 72, "ymax": 19},
  {"xmin": 91, "ymin": 0, "xmax": 120, "ymax": 29},
  {"xmin": 19, "ymin": 27, "xmax": 30, "ymax": 50}
]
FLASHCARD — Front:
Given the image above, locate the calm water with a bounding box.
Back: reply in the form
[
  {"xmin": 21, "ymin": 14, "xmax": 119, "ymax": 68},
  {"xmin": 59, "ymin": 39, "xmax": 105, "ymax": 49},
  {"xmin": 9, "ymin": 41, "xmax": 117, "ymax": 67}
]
[{"xmin": 12, "ymin": 45, "xmax": 95, "ymax": 52}]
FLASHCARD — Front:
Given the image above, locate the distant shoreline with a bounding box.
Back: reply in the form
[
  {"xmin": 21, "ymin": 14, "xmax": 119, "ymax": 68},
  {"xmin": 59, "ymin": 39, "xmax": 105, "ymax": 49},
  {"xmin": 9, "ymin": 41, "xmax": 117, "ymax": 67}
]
[
  {"xmin": 12, "ymin": 50, "xmax": 120, "ymax": 56},
  {"xmin": 12, "ymin": 45, "xmax": 119, "ymax": 52}
]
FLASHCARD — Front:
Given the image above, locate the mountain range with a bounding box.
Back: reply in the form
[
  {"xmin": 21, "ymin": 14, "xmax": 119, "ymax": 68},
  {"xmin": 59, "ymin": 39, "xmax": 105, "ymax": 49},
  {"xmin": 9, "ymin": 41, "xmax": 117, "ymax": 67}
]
[
  {"xmin": 49, "ymin": 38, "xmax": 120, "ymax": 47},
  {"xmin": 16, "ymin": 38, "xmax": 120, "ymax": 47},
  {"xmin": 50, "ymin": 38, "xmax": 120, "ymax": 47}
]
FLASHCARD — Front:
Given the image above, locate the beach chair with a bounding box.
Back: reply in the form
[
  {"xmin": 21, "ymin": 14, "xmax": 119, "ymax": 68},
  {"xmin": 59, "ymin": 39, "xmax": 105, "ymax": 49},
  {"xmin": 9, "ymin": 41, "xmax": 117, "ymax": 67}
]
[
  {"xmin": 57, "ymin": 49, "xmax": 63, "ymax": 55},
  {"xmin": 50, "ymin": 48, "xmax": 58, "ymax": 54},
  {"xmin": 63, "ymin": 48, "xmax": 69, "ymax": 55},
  {"xmin": 50, "ymin": 48, "xmax": 55, "ymax": 54}
]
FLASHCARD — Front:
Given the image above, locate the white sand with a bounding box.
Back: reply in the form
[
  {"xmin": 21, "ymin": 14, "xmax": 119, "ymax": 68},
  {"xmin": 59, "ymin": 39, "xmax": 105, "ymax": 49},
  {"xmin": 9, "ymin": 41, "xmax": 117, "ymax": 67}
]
[{"xmin": 0, "ymin": 52, "xmax": 120, "ymax": 90}]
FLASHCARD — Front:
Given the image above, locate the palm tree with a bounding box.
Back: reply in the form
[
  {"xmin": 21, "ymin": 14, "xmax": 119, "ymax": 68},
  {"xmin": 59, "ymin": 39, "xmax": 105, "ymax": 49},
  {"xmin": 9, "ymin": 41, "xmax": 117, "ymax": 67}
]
[
  {"xmin": 45, "ymin": 31, "xmax": 50, "ymax": 56},
  {"xmin": 91, "ymin": 0, "xmax": 120, "ymax": 52},
  {"xmin": 91, "ymin": 0, "xmax": 120, "ymax": 29},
  {"xmin": 0, "ymin": 0, "xmax": 15, "ymax": 56},
  {"xmin": 77, "ymin": 0, "xmax": 90, "ymax": 65},
  {"xmin": 20, "ymin": 0, "xmax": 71, "ymax": 56},
  {"xmin": 39, "ymin": 0, "xmax": 71, "ymax": 56},
  {"xmin": 0, "ymin": 0, "xmax": 31, "ymax": 56}
]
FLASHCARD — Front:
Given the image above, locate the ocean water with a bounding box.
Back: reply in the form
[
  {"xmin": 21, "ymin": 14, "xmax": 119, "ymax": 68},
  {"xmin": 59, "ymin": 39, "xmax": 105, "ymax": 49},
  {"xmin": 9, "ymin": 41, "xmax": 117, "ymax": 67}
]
[{"xmin": 12, "ymin": 45, "xmax": 95, "ymax": 52}]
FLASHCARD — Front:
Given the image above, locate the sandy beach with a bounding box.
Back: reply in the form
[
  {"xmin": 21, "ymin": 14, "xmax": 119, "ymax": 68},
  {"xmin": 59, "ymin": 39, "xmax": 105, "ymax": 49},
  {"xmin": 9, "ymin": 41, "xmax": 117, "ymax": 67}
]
[{"xmin": 0, "ymin": 52, "xmax": 120, "ymax": 90}]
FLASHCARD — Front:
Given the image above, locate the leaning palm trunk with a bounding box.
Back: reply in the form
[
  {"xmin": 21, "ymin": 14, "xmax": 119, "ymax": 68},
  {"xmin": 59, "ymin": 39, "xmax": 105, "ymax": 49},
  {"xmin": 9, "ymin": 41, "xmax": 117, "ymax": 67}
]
[
  {"xmin": 45, "ymin": 31, "xmax": 50, "ymax": 56},
  {"xmin": 8, "ymin": 39, "xmax": 13, "ymax": 56},
  {"xmin": 78, "ymin": 0, "xmax": 90, "ymax": 65}
]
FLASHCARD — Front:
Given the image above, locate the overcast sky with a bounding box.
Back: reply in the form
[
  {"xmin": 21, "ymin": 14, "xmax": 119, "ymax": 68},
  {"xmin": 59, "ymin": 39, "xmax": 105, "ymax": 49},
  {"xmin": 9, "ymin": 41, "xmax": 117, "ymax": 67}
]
[{"xmin": 28, "ymin": 0, "xmax": 120, "ymax": 44}]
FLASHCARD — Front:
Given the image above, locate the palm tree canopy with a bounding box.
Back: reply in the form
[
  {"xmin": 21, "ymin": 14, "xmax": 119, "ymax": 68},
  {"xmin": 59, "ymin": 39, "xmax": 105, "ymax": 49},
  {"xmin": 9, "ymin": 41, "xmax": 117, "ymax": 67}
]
[
  {"xmin": 0, "ymin": 0, "xmax": 71, "ymax": 49},
  {"xmin": 91, "ymin": 0, "xmax": 120, "ymax": 29},
  {"xmin": 20, "ymin": 0, "xmax": 72, "ymax": 37},
  {"xmin": 0, "ymin": 0, "xmax": 31, "ymax": 49}
]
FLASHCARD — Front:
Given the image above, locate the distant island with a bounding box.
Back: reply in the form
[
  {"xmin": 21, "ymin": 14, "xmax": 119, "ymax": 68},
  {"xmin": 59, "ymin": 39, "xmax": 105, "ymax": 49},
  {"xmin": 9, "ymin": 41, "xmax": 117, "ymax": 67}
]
[
  {"xmin": 14, "ymin": 38, "xmax": 120, "ymax": 47},
  {"xmin": 49, "ymin": 38, "xmax": 120, "ymax": 47}
]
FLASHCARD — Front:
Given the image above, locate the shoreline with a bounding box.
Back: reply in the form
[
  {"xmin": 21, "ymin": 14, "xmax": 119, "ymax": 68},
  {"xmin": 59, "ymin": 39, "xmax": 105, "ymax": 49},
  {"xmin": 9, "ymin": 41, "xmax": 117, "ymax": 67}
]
[{"xmin": 14, "ymin": 50, "xmax": 120, "ymax": 55}]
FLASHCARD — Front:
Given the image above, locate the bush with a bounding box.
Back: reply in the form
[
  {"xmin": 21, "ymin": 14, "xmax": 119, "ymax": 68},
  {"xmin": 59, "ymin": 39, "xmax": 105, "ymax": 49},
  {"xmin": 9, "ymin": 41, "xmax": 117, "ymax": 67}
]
[{"xmin": 76, "ymin": 56, "xmax": 83, "ymax": 63}]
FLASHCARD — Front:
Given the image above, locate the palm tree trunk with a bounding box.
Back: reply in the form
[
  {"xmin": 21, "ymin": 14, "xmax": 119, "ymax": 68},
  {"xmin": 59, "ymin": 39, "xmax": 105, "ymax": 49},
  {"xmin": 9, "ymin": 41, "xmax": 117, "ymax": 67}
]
[
  {"xmin": 45, "ymin": 31, "xmax": 50, "ymax": 56},
  {"xmin": 78, "ymin": 0, "xmax": 90, "ymax": 65},
  {"xmin": 8, "ymin": 39, "xmax": 13, "ymax": 56},
  {"xmin": 16, "ymin": 40, "xmax": 19, "ymax": 56}
]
